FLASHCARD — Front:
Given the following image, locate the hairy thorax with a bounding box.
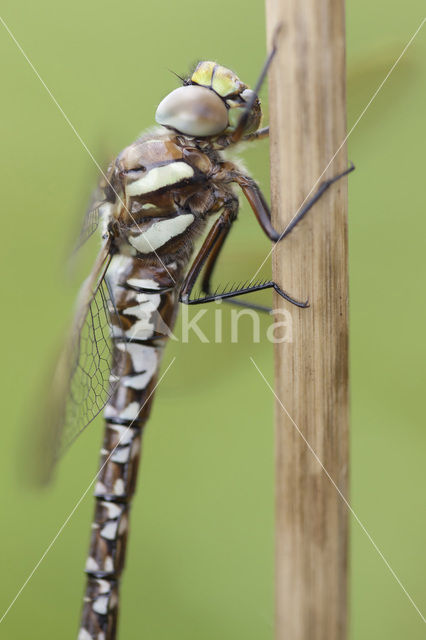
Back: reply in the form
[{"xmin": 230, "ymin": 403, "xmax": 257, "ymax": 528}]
[{"xmin": 101, "ymin": 129, "xmax": 237, "ymax": 264}]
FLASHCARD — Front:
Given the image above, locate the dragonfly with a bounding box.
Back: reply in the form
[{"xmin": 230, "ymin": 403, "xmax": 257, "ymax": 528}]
[{"xmin": 34, "ymin": 41, "xmax": 353, "ymax": 640}]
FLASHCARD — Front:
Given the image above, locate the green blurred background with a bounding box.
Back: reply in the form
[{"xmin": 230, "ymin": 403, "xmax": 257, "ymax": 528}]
[{"xmin": 0, "ymin": 1, "xmax": 425, "ymax": 638}]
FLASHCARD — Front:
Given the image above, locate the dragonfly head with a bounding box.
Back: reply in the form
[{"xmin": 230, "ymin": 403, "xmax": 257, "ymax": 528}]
[{"xmin": 155, "ymin": 61, "xmax": 262, "ymax": 139}]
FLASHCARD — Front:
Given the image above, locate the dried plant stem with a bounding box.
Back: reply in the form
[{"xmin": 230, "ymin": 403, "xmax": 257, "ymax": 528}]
[{"xmin": 266, "ymin": 1, "xmax": 349, "ymax": 638}]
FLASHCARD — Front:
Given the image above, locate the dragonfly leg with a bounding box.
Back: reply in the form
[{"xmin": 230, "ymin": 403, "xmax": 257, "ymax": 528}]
[
  {"xmin": 235, "ymin": 163, "xmax": 355, "ymax": 242},
  {"xmin": 181, "ymin": 279, "xmax": 309, "ymax": 308},
  {"xmin": 195, "ymin": 200, "xmax": 271, "ymax": 313},
  {"xmin": 183, "ymin": 164, "xmax": 353, "ymax": 310},
  {"xmin": 242, "ymin": 126, "xmax": 269, "ymax": 143},
  {"xmin": 179, "ymin": 202, "xmax": 308, "ymax": 310}
]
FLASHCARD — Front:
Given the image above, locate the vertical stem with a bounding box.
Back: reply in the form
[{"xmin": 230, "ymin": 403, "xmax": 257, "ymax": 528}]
[{"xmin": 265, "ymin": 2, "xmax": 349, "ymax": 639}]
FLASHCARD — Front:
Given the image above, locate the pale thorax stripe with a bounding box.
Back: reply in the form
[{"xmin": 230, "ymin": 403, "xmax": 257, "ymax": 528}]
[
  {"xmin": 129, "ymin": 214, "xmax": 194, "ymax": 253},
  {"xmin": 126, "ymin": 161, "xmax": 194, "ymax": 196},
  {"xmin": 127, "ymin": 277, "xmax": 160, "ymax": 290}
]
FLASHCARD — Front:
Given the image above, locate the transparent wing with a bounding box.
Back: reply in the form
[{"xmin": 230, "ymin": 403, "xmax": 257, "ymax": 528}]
[
  {"xmin": 29, "ymin": 241, "xmax": 123, "ymax": 484},
  {"xmin": 60, "ymin": 272, "xmax": 118, "ymax": 453},
  {"xmin": 71, "ymin": 163, "xmax": 115, "ymax": 255},
  {"xmin": 73, "ymin": 198, "xmax": 102, "ymax": 252}
]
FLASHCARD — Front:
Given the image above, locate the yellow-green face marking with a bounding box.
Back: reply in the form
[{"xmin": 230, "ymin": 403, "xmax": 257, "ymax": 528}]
[
  {"xmin": 190, "ymin": 61, "xmax": 262, "ymax": 135},
  {"xmin": 191, "ymin": 61, "xmax": 245, "ymax": 97},
  {"xmin": 155, "ymin": 61, "xmax": 262, "ymax": 138}
]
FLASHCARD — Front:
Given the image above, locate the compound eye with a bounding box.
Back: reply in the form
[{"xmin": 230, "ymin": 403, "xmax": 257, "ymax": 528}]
[{"xmin": 155, "ymin": 85, "xmax": 228, "ymax": 137}]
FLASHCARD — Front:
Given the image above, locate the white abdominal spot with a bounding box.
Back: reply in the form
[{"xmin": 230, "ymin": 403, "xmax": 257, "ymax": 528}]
[
  {"xmin": 85, "ymin": 557, "xmax": 99, "ymax": 572},
  {"xmin": 123, "ymin": 344, "xmax": 158, "ymax": 389},
  {"xmin": 123, "ymin": 293, "xmax": 161, "ymax": 340},
  {"xmin": 129, "ymin": 214, "xmax": 194, "ymax": 253},
  {"xmin": 118, "ymin": 402, "xmax": 140, "ymax": 420},
  {"xmin": 117, "ymin": 343, "xmax": 158, "ymax": 374},
  {"xmin": 101, "ymin": 521, "xmax": 118, "ymax": 540},
  {"xmin": 92, "ymin": 596, "xmax": 109, "ymax": 616},
  {"xmin": 113, "ymin": 479, "xmax": 125, "ymax": 495},
  {"xmin": 123, "ymin": 293, "xmax": 161, "ymax": 319},
  {"xmin": 96, "ymin": 579, "xmax": 110, "ymax": 594},
  {"xmin": 116, "ymin": 343, "xmax": 159, "ymax": 389},
  {"xmin": 107, "ymin": 424, "xmax": 134, "ymax": 445},
  {"xmin": 101, "ymin": 502, "xmax": 122, "ymax": 519},
  {"xmin": 104, "ymin": 557, "xmax": 114, "ymax": 573},
  {"xmin": 111, "ymin": 446, "xmax": 131, "ymax": 464},
  {"xmin": 126, "ymin": 319, "xmax": 154, "ymax": 341},
  {"xmin": 126, "ymin": 162, "xmax": 194, "ymax": 196},
  {"xmin": 95, "ymin": 481, "xmax": 107, "ymax": 494},
  {"xmin": 124, "ymin": 372, "xmax": 152, "ymax": 390}
]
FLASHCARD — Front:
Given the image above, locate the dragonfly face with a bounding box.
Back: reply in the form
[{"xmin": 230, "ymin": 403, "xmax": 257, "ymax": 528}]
[{"xmin": 155, "ymin": 61, "xmax": 262, "ymax": 138}]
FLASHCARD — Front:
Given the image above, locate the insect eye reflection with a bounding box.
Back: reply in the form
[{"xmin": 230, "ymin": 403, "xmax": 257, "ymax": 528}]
[{"xmin": 155, "ymin": 84, "xmax": 229, "ymax": 137}]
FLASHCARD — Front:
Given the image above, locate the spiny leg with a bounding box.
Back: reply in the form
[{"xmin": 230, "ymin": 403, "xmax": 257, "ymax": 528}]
[
  {"xmin": 278, "ymin": 163, "xmax": 355, "ymax": 240},
  {"xmin": 179, "ymin": 204, "xmax": 307, "ymax": 310},
  {"xmin": 233, "ymin": 164, "xmax": 355, "ymax": 242},
  {"xmin": 243, "ymin": 126, "xmax": 269, "ymax": 143},
  {"xmin": 184, "ymin": 280, "xmax": 309, "ymax": 308},
  {"xmin": 217, "ymin": 297, "xmax": 273, "ymax": 313},
  {"xmin": 194, "ymin": 163, "xmax": 354, "ymax": 311},
  {"xmin": 199, "ymin": 204, "xmax": 273, "ymax": 313},
  {"xmin": 211, "ymin": 25, "xmax": 354, "ymax": 307}
]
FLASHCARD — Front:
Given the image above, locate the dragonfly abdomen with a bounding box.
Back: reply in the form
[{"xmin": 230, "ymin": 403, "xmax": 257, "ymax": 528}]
[{"xmin": 79, "ymin": 255, "xmax": 183, "ymax": 640}]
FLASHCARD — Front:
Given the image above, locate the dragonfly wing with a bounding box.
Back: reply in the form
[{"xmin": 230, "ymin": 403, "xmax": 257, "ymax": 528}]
[
  {"xmin": 71, "ymin": 163, "xmax": 116, "ymax": 255},
  {"xmin": 73, "ymin": 199, "xmax": 102, "ymax": 252},
  {"xmin": 30, "ymin": 240, "xmax": 123, "ymax": 484}
]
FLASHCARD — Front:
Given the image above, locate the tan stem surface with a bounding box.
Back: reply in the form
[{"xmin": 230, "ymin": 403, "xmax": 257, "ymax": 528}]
[{"xmin": 266, "ymin": 2, "xmax": 349, "ymax": 638}]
